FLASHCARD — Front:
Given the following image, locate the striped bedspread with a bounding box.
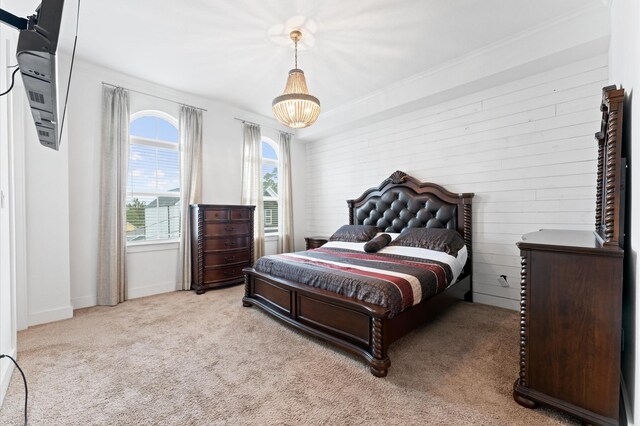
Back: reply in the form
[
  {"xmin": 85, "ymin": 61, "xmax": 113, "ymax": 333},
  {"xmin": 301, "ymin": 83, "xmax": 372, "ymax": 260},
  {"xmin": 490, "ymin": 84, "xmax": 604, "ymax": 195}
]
[{"xmin": 253, "ymin": 247, "xmax": 455, "ymax": 317}]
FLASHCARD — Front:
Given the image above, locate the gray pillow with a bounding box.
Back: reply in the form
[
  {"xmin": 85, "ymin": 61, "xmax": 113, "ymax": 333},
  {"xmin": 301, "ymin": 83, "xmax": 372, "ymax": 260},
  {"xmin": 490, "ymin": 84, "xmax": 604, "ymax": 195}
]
[
  {"xmin": 329, "ymin": 225, "xmax": 379, "ymax": 243},
  {"xmin": 389, "ymin": 227, "xmax": 465, "ymax": 257},
  {"xmin": 364, "ymin": 234, "xmax": 392, "ymax": 253}
]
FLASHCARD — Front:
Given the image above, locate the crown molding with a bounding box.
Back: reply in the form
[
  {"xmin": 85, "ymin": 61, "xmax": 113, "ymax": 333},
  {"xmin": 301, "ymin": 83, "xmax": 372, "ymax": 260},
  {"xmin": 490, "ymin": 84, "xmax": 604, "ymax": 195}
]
[{"xmin": 298, "ymin": 4, "xmax": 610, "ymax": 142}]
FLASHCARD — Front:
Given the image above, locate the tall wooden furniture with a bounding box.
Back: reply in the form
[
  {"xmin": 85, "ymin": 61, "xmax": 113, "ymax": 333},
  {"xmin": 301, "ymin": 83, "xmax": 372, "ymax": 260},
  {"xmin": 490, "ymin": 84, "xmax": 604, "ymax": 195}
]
[
  {"xmin": 190, "ymin": 204, "xmax": 255, "ymax": 294},
  {"xmin": 513, "ymin": 86, "xmax": 626, "ymax": 426}
]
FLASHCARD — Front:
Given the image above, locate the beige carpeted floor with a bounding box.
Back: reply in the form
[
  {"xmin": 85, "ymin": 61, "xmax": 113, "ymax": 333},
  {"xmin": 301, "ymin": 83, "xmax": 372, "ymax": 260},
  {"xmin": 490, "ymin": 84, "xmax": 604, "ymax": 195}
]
[{"xmin": 0, "ymin": 285, "xmax": 577, "ymax": 425}]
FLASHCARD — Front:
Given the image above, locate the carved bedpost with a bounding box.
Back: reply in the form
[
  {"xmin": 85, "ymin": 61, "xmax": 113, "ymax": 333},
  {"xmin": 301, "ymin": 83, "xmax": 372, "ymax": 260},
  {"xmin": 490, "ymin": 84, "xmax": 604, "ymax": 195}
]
[
  {"xmin": 594, "ymin": 85, "xmax": 625, "ymax": 249},
  {"xmin": 519, "ymin": 254, "xmax": 528, "ymax": 387},
  {"xmin": 595, "ymin": 138, "xmax": 604, "ymax": 229},
  {"xmin": 513, "ymin": 252, "xmax": 537, "ymax": 409},
  {"xmin": 195, "ymin": 207, "xmax": 205, "ymax": 294},
  {"xmin": 604, "ymin": 108, "xmax": 619, "ymax": 243},
  {"xmin": 242, "ymin": 274, "xmax": 253, "ymax": 307},
  {"xmin": 369, "ymin": 317, "xmax": 390, "ymax": 377},
  {"xmin": 463, "ymin": 201, "xmax": 473, "ymax": 302},
  {"xmin": 347, "ymin": 200, "xmax": 355, "ymax": 225}
]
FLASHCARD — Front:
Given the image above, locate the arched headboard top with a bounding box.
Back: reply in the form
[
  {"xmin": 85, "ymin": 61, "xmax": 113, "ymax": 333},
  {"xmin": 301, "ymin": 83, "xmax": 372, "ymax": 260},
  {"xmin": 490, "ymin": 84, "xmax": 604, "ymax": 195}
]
[{"xmin": 347, "ymin": 171, "xmax": 474, "ymax": 270}]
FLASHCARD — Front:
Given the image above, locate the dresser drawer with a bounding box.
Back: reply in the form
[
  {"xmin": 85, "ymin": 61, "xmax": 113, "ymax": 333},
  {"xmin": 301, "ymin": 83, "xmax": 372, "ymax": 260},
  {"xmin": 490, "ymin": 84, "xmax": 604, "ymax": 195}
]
[
  {"xmin": 203, "ymin": 264, "xmax": 250, "ymax": 283},
  {"xmin": 204, "ymin": 208, "xmax": 230, "ymax": 221},
  {"xmin": 204, "ymin": 222, "xmax": 250, "ymax": 236},
  {"xmin": 230, "ymin": 209, "xmax": 251, "ymax": 221},
  {"xmin": 204, "ymin": 251, "xmax": 250, "ymax": 267},
  {"xmin": 205, "ymin": 236, "xmax": 250, "ymax": 252}
]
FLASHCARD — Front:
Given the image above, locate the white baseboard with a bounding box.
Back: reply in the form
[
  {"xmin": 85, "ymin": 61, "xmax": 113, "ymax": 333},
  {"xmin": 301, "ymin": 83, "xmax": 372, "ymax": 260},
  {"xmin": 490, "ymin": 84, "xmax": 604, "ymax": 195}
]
[
  {"xmin": 473, "ymin": 293, "xmax": 519, "ymax": 311},
  {"xmin": 71, "ymin": 294, "xmax": 97, "ymax": 310},
  {"xmin": 0, "ymin": 345, "xmax": 17, "ymax": 408},
  {"xmin": 28, "ymin": 305, "xmax": 73, "ymax": 327},
  {"xmin": 71, "ymin": 283, "xmax": 178, "ymax": 311},
  {"xmin": 128, "ymin": 281, "xmax": 178, "ymax": 300}
]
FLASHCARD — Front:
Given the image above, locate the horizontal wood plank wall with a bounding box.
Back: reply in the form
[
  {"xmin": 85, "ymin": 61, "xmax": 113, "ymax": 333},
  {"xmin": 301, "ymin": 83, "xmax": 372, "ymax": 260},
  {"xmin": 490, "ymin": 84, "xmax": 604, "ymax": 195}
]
[{"xmin": 303, "ymin": 55, "xmax": 607, "ymax": 310}]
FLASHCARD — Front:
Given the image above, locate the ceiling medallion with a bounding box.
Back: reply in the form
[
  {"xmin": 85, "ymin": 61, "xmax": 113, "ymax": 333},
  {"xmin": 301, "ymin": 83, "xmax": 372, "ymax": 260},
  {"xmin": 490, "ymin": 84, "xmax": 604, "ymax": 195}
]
[{"xmin": 272, "ymin": 30, "xmax": 320, "ymax": 129}]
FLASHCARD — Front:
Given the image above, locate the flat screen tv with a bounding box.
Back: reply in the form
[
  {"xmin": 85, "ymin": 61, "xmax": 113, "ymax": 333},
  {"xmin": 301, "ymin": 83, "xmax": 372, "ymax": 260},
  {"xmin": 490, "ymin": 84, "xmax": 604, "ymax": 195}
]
[{"xmin": 1, "ymin": 0, "xmax": 65, "ymax": 150}]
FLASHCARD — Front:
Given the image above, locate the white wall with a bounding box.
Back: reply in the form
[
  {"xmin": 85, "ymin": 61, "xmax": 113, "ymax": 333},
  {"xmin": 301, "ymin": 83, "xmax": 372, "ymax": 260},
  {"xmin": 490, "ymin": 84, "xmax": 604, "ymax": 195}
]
[
  {"xmin": 0, "ymin": 9, "xmax": 73, "ymax": 330},
  {"xmin": 303, "ymin": 55, "xmax": 608, "ymax": 310},
  {"xmin": 609, "ymin": 0, "xmax": 640, "ymax": 423},
  {"xmin": 0, "ymin": 0, "xmax": 17, "ymax": 404},
  {"xmin": 67, "ymin": 59, "xmax": 301, "ymax": 309}
]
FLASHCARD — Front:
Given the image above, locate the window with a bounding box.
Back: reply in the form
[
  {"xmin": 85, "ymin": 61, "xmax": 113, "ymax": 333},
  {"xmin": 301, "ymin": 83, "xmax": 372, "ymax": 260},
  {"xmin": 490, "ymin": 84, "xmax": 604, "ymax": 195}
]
[
  {"xmin": 126, "ymin": 112, "xmax": 181, "ymax": 243},
  {"xmin": 262, "ymin": 138, "xmax": 278, "ymax": 234}
]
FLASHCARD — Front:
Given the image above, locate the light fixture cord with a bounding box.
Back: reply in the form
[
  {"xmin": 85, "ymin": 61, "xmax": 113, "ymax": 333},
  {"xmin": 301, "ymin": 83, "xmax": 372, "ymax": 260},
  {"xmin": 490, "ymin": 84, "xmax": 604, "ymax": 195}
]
[{"xmin": 294, "ymin": 38, "xmax": 298, "ymax": 69}]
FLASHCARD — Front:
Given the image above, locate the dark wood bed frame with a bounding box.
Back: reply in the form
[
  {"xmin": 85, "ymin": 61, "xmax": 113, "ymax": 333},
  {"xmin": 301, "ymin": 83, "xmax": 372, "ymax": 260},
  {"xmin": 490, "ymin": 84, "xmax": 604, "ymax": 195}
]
[{"xmin": 242, "ymin": 171, "xmax": 474, "ymax": 377}]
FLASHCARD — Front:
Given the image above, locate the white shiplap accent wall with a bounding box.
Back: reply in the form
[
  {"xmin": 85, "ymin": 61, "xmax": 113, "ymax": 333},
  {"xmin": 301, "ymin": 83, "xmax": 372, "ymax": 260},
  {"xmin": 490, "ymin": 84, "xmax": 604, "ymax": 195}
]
[{"xmin": 303, "ymin": 55, "xmax": 608, "ymax": 310}]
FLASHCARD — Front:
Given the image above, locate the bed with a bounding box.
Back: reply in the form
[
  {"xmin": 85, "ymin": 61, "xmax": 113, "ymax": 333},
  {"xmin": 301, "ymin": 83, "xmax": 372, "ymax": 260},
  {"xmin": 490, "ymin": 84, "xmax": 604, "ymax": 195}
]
[{"xmin": 242, "ymin": 171, "xmax": 474, "ymax": 376}]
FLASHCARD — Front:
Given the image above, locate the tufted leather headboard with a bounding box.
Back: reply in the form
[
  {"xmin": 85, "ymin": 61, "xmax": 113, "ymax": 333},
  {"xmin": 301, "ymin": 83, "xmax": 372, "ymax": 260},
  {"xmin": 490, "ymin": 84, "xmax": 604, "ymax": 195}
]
[{"xmin": 347, "ymin": 171, "xmax": 474, "ymax": 273}]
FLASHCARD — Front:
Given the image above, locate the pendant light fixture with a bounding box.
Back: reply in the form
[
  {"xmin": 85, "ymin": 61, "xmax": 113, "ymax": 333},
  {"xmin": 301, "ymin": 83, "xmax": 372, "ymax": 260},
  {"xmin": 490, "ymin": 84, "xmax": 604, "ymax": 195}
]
[{"xmin": 272, "ymin": 30, "xmax": 320, "ymax": 128}]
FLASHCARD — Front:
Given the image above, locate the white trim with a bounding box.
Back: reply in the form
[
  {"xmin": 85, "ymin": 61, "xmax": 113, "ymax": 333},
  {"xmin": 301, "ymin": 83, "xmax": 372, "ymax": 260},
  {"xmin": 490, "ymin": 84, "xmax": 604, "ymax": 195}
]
[
  {"xmin": 297, "ymin": 5, "xmax": 610, "ymax": 141},
  {"xmin": 8, "ymin": 64, "xmax": 28, "ymax": 332},
  {"xmin": 130, "ymin": 109, "xmax": 178, "ymax": 128},
  {"xmin": 0, "ymin": 345, "xmax": 16, "ymax": 405},
  {"xmin": 261, "ymin": 137, "xmax": 279, "ymax": 156},
  {"xmin": 126, "ymin": 191, "xmax": 179, "ymax": 198},
  {"xmin": 71, "ymin": 294, "xmax": 97, "ymax": 310},
  {"xmin": 127, "ymin": 240, "xmax": 180, "ymax": 252},
  {"xmin": 28, "ymin": 305, "xmax": 73, "ymax": 327},
  {"xmin": 127, "ymin": 281, "xmax": 178, "ymax": 299},
  {"xmin": 130, "ymin": 136, "xmax": 178, "ymax": 150},
  {"xmin": 473, "ymin": 293, "xmax": 519, "ymax": 311}
]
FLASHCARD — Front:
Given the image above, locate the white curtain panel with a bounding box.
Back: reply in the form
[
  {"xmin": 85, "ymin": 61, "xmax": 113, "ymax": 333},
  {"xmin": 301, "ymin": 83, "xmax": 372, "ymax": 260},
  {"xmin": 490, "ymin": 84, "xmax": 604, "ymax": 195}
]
[
  {"xmin": 277, "ymin": 132, "xmax": 295, "ymax": 253},
  {"xmin": 177, "ymin": 106, "xmax": 203, "ymax": 290},
  {"xmin": 97, "ymin": 86, "xmax": 130, "ymax": 306},
  {"xmin": 241, "ymin": 123, "xmax": 265, "ymax": 261}
]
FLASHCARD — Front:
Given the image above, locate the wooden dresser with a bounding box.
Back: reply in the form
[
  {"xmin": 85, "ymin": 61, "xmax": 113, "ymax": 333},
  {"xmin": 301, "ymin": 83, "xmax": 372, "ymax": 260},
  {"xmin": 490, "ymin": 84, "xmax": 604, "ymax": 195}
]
[
  {"xmin": 190, "ymin": 204, "xmax": 255, "ymax": 294},
  {"xmin": 513, "ymin": 86, "xmax": 626, "ymax": 426},
  {"xmin": 515, "ymin": 230, "xmax": 623, "ymax": 425}
]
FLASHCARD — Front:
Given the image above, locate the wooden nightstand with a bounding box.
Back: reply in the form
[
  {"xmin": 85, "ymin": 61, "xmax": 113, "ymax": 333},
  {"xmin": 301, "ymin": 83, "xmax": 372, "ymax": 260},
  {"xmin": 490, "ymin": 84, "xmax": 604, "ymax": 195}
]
[{"xmin": 305, "ymin": 236, "xmax": 328, "ymax": 250}]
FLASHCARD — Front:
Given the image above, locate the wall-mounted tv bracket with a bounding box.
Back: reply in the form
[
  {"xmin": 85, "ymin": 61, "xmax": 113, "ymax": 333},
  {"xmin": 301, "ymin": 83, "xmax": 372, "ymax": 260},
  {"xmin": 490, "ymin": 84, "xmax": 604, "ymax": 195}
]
[{"xmin": 0, "ymin": 8, "xmax": 32, "ymax": 31}]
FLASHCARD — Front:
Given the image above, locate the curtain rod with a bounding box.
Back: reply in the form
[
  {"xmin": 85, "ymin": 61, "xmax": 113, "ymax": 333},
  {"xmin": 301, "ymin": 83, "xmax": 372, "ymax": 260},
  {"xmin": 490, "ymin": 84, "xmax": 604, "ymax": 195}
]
[
  {"xmin": 234, "ymin": 117, "xmax": 294, "ymax": 136},
  {"xmin": 101, "ymin": 82, "xmax": 208, "ymax": 112}
]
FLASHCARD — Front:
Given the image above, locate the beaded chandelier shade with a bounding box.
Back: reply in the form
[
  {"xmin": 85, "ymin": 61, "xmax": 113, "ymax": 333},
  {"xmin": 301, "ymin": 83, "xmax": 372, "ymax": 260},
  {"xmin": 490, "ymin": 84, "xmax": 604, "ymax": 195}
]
[{"xmin": 272, "ymin": 30, "xmax": 320, "ymax": 128}]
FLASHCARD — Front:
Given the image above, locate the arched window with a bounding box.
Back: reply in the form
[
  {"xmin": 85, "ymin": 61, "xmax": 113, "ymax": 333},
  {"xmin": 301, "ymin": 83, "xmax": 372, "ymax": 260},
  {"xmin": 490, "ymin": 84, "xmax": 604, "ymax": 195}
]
[
  {"xmin": 126, "ymin": 111, "xmax": 181, "ymax": 242},
  {"xmin": 262, "ymin": 138, "xmax": 279, "ymax": 234}
]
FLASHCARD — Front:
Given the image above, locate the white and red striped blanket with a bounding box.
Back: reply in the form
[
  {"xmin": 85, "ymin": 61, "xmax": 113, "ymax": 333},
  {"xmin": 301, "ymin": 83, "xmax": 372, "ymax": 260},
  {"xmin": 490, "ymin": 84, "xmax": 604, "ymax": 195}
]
[{"xmin": 253, "ymin": 246, "xmax": 458, "ymax": 317}]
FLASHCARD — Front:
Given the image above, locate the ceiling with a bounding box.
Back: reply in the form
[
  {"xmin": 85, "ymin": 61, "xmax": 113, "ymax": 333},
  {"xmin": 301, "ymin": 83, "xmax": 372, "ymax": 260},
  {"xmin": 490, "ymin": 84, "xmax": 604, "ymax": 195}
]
[{"xmin": 7, "ymin": 0, "xmax": 608, "ymax": 118}]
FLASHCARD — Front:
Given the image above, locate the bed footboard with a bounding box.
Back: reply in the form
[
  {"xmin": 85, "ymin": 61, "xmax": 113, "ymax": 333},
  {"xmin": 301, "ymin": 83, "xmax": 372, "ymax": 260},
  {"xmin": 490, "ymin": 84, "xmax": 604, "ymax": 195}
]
[{"xmin": 242, "ymin": 267, "xmax": 392, "ymax": 377}]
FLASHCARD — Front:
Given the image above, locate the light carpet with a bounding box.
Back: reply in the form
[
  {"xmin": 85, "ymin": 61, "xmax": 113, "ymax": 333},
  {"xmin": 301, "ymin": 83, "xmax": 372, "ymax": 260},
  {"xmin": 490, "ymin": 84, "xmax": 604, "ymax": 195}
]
[{"xmin": 0, "ymin": 285, "xmax": 577, "ymax": 425}]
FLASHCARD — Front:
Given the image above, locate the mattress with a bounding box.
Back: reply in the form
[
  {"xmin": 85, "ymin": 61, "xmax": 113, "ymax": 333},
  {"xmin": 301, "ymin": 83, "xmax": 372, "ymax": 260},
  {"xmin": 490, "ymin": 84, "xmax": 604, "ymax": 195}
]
[{"xmin": 253, "ymin": 242, "xmax": 467, "ymax": 318}]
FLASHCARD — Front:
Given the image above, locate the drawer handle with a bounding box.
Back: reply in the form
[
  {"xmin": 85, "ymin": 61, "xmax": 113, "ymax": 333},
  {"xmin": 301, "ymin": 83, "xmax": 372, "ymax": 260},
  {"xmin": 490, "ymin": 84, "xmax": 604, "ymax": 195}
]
[
  {"xmin": 224, "ymin": 256, "xmax": 235, "ymax": 262},
  {"xmin": 223, "ymin": 270, "xmax": 237, "ymax": 277},
  {"xmin": 224, "ymin": 226, "xmax": 235, "ymax": 232},
  {"xmin": 224, "ymin": 242, "xmax": 236, "ymax": 247}
]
